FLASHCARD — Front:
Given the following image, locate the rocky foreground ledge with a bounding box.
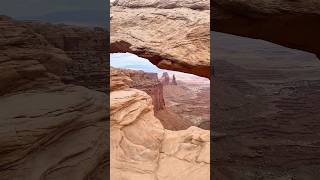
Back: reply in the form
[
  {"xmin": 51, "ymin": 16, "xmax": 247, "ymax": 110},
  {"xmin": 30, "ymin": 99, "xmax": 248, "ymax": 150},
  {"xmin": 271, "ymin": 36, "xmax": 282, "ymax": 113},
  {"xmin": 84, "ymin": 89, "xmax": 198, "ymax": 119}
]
[{"xmin": 110, "ymin": 68, "xmax": 210, "ymax": 180}]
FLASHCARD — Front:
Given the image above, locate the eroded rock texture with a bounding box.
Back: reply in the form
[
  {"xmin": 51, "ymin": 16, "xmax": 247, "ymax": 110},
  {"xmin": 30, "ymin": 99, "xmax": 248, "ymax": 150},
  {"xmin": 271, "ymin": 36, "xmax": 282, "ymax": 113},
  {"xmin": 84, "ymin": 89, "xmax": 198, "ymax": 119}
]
[
  {"xmin": 212, "ymin": 0, "xmax": 320, "ymax": 58},
  {"xmin": 25, "ymin": 22, "xmax": 108, "ymax": 91},
  {"xmin": 110, "ymin": 69, "xmax": 210, "ymax": 180},
  {"xmin": 0, "ymin": 16, "xmax": 107, "ymax": 180},
  {"xmin": 110, "ymin": 0, "xmax": 210, "ymax": 78},
  {"xmin": 111, "ymin": 67, "xmax": 193, "ymax": 131},
  {"xmin": 111, "ymin": 67, "xmax": 165, "ymax": 112}
]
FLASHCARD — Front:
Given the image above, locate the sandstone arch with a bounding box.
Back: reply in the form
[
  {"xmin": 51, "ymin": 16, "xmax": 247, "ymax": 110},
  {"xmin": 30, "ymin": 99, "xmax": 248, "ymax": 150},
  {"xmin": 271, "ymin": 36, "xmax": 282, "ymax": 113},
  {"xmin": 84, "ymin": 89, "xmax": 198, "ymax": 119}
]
[
  {"xmin": 212, "ymin": 0, "xmax": 320, "ymax": 59},
  {"xmin": 110, "ymin": 0, "xmax": 210, "ymax": 78},
  {"xmin": 110, "ymin": 1, "xmax": 210, "ymax": 180}
]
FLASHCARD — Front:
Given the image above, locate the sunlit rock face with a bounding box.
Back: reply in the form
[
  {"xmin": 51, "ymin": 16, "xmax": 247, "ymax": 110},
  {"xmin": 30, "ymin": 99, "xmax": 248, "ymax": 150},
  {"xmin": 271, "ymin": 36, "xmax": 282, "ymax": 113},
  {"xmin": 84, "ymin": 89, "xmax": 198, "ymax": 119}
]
[
  {"xmin": 212, "ymin": 0, "xmax": 320, "ymax": 58},
  {"xmin": 110, "ymin": 0, "xmax": 210, "ymax": 78},
  {"xmin": 110, "ymin": 69, "xmax": 210, "ymax": 180},
  {"xmin": 110, "ymin": 1, "xmax": 210, "ymax": 178},
  {"xmin": 111, "ymin": 67, "xmax": 166, "ymax": 112}
]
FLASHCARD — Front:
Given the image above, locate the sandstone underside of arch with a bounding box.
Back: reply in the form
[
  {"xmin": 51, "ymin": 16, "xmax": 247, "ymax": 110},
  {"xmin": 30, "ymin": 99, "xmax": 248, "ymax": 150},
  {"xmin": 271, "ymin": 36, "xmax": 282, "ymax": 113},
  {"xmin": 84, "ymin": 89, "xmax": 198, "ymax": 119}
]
[
  {"xmin": 110, "ymin": 0, "xmax": 210, "ymax": 78},
  {"xmin": 212, "ymin": 0, "xmax": 320, "ymax": 58}
]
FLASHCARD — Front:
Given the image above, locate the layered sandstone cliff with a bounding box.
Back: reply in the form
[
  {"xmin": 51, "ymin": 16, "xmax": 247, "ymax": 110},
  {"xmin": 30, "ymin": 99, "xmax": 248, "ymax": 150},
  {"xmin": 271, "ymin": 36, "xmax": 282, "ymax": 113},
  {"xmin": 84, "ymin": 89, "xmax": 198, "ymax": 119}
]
[
  {"xmin": 111, "ymin": 68, "xmax": 193, "ymax": 130},
  {"xmin": 111, "ymin": 68, "xmax": 166, "ymax": 112},
  {"xmin": 110, "ymin": 68, "xmax": 210, "ymax": 180},
  {"xmin": 0, "ymin": 15, "xmax": 107, "ymax": 179}
]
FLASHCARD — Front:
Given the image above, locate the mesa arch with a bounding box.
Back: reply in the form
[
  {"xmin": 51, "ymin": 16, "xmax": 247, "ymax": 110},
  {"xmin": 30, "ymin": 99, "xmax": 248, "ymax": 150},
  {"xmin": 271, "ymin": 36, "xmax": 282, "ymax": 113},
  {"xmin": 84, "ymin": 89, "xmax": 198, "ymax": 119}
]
[
  {"xmin": 110, "ymin": 0, "xmax": 210, "ymax": 78},
  {"xmin": 212, "ymin": 0, "xmax": 320, "ymax": 59}
]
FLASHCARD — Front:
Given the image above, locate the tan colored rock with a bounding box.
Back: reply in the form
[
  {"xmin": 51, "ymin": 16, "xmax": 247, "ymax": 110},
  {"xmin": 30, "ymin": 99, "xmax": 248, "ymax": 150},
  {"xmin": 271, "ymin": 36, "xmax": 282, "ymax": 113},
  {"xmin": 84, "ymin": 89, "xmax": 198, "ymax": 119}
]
[
  {"xmin": 110, "ymin": 69, "xmax": 210, "ymax": 180},
  {"xmin": 112, "ymin": 0, "xmax": 209, "ymax": 10},
  {"xmin": 110, "ymin": 0, "xmax": 210, "ymax": 78}
]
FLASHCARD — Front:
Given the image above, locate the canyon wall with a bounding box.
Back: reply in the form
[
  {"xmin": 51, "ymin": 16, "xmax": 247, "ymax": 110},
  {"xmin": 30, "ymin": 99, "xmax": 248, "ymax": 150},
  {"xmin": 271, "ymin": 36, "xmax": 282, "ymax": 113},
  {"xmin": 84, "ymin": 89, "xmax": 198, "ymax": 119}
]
[
  {"xmin": 0, "ymin": 16, "xmax": 107, "ymax": 180},
  {"xmin": 212, "ymin": 0, "xmax": 320, "ymax": 58},
  {"xmin": 111, "ymin": 68, "xmax": 166, "ymax": 112},
  {"xmin": 111, "ymin": 68, "xmax": 193, "ymax": 131}
]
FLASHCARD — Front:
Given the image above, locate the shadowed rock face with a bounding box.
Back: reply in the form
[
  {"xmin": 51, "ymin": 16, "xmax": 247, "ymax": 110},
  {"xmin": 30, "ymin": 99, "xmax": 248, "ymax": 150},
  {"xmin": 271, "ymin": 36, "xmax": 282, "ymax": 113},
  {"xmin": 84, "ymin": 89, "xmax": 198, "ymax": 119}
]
[
  {"xmin": 25, "ymin": 22, "xmax": 108, "ymax": 91},
  {"xmin": 212, "ymin": 0, "xmax": 320, "ymax": 58},
  {"xmin": 110, "ymin": 0, "xmax": 210, "ymax": 78},
  {"xmin": 213, "ymin": 31, "xmax": 320, "ymax": 179},
  {"xmin": 0, "ymin": 15, "xmax": 108, "ymax": 180}
]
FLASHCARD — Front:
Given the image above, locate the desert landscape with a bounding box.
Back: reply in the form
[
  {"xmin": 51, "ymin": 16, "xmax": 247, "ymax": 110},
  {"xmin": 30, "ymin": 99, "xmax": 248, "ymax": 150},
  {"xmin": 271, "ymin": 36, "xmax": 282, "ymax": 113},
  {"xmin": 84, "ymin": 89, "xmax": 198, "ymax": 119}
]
[{"xmin": 110, "ymin": 0, "xmax": 210, "ymax": 179}]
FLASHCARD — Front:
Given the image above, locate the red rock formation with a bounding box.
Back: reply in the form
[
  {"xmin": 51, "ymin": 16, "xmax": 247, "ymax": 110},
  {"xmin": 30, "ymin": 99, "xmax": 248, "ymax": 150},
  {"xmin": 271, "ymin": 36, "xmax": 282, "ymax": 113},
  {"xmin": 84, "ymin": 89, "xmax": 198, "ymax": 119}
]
[
  {"xmin": 160, "ymin": 72, "xmax": 170, "ymax": 85},
  {"xmin": 112, "ymin": 68, "xmax": 166, "ymax": 112},
  {"xmin": 112, "ymin": 68, "xmax": 193, "ymax": 130},
  {"xmin": 171, "ymin": 74, "xmax": 177, "ymax": 85}
]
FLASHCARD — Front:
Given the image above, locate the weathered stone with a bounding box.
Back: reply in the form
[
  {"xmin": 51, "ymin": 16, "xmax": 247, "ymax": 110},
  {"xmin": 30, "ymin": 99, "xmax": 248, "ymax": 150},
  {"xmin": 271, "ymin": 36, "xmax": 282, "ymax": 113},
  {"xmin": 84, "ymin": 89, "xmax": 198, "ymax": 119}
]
[
  {"xmin": 110, "ymin": 0, "xmax": 210, "ymax": 78},
  {"xmin": 110, "ymin": 69, "xmax": 210, "ymax": 180}
]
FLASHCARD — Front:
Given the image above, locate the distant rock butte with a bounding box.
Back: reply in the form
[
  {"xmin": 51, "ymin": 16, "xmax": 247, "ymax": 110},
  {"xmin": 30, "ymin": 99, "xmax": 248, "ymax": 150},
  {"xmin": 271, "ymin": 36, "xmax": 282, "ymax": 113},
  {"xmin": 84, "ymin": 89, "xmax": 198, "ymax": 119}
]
[
  {"xmin": 160, "ymin": 72, "xmax": 170, "ymax": 85},
  {"xmin": 171, "ymin": 74, "xmax": 178, "ymax": 85},
  {"xmin": 110, "ymin": 0, "xmax": 210, "ymax": 78}
]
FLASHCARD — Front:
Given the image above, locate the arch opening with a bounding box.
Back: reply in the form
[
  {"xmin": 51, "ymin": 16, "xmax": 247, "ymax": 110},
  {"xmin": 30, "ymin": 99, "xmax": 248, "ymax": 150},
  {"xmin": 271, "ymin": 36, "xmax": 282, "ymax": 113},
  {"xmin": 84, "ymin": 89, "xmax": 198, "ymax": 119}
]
[{"xmin": 111, "ymin": 52, "xmax": 210, "ymax": 130}]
